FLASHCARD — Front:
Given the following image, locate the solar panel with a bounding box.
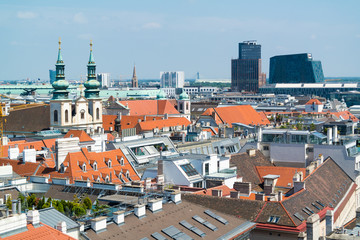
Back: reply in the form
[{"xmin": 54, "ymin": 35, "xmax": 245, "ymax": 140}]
[
  {"xmin": 204, "ymin": 210, "xmax": 229, "ymax": 225},
  {"xmin": 180, "ymin": 164, "xmax": 199, "ymax": 177},
  {"xmin": 161, "ymin": 226, "xmax": 193, "ymax": 240},
  {"xmin": 151, "ymin": 232, "xmax": 168, "ymax": 240},
  {"xmin": 180, "ymin": 220, "xmax": 206, "ymax": 237},
  {"xmin": 192, "ymin": 215, "xmax": 218, "ymax": 231}
]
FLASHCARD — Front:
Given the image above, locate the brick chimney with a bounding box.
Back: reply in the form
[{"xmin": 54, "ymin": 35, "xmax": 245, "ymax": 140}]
[
  {"xmin": 27, "ymin": 210, "xmax": 40, "ymax": 225},
  {"xmin": 56, "ymin": 221, "xmax": 67, "ymax": 234},
  {"xmin": 306, "ymin": 214, "xmax": 320, "ymax": 240},
  {"xmin": 326, "ymin": 210, "xmax": 334, "ymax": 235},
  {"xmin": 233, "ymin": 182, "xmax": 251, "ymax": 195}
]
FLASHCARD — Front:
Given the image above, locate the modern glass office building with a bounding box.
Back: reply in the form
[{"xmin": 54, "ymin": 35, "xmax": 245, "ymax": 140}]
[
  {"xmin": 269, "ymin": 53, "xmax": 324, "ymax": 84},
  {"xmin": 231, "ymin": 41, "xmax": 266, "ymax": 93}
]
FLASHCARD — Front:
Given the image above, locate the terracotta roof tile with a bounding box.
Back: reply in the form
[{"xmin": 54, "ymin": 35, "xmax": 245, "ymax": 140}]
[
  {"xmin": 256, "ymin": 166, "xmax": 306, "ymax": 188},
  {"xmin": 305, "ymin": 99, "xmax": 322, "ymax": 105},
  {"xmin": 64, "ymin": 130, "xmax": 94, "ymax": 143},
  {"xmin": 137, "ymin": 117, "xmax": 190, "ymax": 132},
  {"xmin": 102, "ymin": 115, "xmax": 117, "ymax": 131},
  {"xmin": 118, "ymin": 100, "xmax": 179, "ymax": 116},
  {"xmin": 193, "ymin": 185, "xmax": 233, "ymax": 196},
  {"xmin": 1, "ymin": 223, "xmax": 76, "ymax": 240}
]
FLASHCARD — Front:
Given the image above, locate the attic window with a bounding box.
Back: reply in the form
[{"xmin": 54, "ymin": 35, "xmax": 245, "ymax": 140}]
[
  {"xmin": 82, "ymin": 163, "xmax": 86, "ymax": 172},
  {"xmin": 126, "ymin": 170, "xmax": 131, "ymax": 180},
  {"xmin": 267, "ymin": 216, "xmax": 280, "ymax": 223},
  {"xmin": 93, "ymin": 162, "xmax": 97, "ymax": 171},
  {"xmin": 120, "ymin": 157, "xmax": 124, "ymax": 166},
  {"xmin": 108, "ymin": 159, "xmax": 112, "ymax": 168}
]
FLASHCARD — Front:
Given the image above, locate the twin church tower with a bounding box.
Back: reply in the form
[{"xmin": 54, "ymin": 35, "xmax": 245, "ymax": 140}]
[{"xmin": 50, "ymin": 38, "xmax": 103, "ymax": 132}]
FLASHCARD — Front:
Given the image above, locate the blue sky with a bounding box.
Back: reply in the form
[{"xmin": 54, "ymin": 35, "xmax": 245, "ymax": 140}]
[{"xmin": 1, "ymin": 0, "xmax": 360, "ymax": 81}]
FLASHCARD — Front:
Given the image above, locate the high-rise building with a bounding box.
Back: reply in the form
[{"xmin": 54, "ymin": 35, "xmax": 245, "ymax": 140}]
[
  {"xmin": 97, "ymin": 73, "xmax": 111, "ymax": 88},
  {"xmin": 269, "ymin": 53, "xmax": 324, "ymax": 84},
  {"xmin": 160, "ymin": 71, "xmax": 184, "ymax": 88},
  {"xmin": 131, "ymin": 65, "xmax": 138, "ymax": 88},
  {"xmin": 231, "ymin": 41, "xmax": 265, "ymax": 92},
  {"xmin": 49, "ymin": 69, "xmax": 56, "ymax": 84}
]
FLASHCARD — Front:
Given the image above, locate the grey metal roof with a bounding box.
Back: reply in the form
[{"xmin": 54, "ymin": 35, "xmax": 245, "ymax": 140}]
[{"xmin": 39, "ymin": 207, "xmax": 79, "ymax": 230}]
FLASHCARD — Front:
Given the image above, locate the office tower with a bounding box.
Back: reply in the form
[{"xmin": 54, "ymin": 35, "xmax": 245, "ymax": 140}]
[
  {"xmin": 269, "ymin": 53, "xmax": 324, "ymax": 84},
  {"xmin": 49, "ymin": 69, "xmax": 56, "ymax": 84},
  {"xmin": 132, "ymin": 65, "xmax": 138, "ymax": 88},
  {"xmin": 160, "ymin": 71, "xmax": 185, "ymax": 88},
  {"xmin": 231, "ymin": 41, "xmax": 265, "ymax": 92},
  {"xmin": 97, "ymin": 73, "xmax": 111, "ymax": 88}
]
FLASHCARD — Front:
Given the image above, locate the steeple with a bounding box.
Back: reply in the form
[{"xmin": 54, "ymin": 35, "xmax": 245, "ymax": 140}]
[
  {"xmin": 52, "ymin": 37, "xmax": 69, "ymax": 100},
  {"xmin": 131, "ymin": 64, "xmax": 138, "ymax": 88},
  {"xmin": 84, "ymin": 40, "xmax": 100, "ymax": 99}
]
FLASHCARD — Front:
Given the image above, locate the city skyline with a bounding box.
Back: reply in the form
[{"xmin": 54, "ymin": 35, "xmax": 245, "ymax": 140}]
[{"xmin": 1, "ymin": 0, "xmax": 360, "ymax": 81}]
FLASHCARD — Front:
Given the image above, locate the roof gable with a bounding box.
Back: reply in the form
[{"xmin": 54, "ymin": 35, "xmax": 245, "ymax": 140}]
[{"xmin": 64, "ymin": 130, "xmax": 94, "ymax": 143}]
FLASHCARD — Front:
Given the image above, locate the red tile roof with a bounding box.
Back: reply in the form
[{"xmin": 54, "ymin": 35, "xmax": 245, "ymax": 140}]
[
  {"xmin": 102, "ymin": 115, "xmax": 117, "ymax": 131},
  {"xmin": 202, "ymin": 105, "xmax": 270, "ymax": 127},
  {"xmin": 305, "ymin": 99, "xmax": 323, "ymax": 105},
  {"xmin": 55, "ymin": 148, "xmax": 140, "ymax": 184},
  {"xmin": 64, "ymin": 130, "xmax": 94, "ymax": 143},
  {"xmin": 121, "ymin": 115, "xmax": 164, "ymax": 130},
  {"xmin": 193, "ymin": 185, "xmax": 233, "ymax": 196},
  {"xmin": 137, "ymin": 117, "xmax": 190, "ymax": 132},
  {"xmin": 256, "ymin": 166, "xmax": 306, "ymax": 188},
  {"xmin": 1, "ymin": 223, "xmax": 76, "ymax": 240},
  {"xmin": 118, "ymin": 100, "xmax": 179, "ymax": 116},
  {"xmin": 2, "ymin": 140, "xmax": 46, "ymax": 158}
]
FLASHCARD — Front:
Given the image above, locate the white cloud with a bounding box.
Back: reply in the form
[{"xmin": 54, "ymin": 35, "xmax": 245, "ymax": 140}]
[
  {"xmin": 17, "ymin": 11, "xmax": 37, "ymax": 19},
  {"xmin": 73, "ymin": 12, "xmax": 87, "ymax": 24},
  {"xmin": 142, "ymin": 22, "xmax": 162, "ymax": 29}
]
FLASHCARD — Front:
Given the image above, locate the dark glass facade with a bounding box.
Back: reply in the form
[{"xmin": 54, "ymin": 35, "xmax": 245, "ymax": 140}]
[
  {"xmin": 269, "ymin": 53, "xmax": 324, "ymax": 84},
  {"xmin": 231, "ymin": 41, "xmax": 265, "ymax": 92}
]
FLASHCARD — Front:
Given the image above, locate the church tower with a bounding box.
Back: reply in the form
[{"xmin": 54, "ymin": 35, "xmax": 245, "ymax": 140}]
[
  {"xmin": 131, "ymin": 64, "xmax": 138, "ymax": 88},
  {"xmin": 83, "ymin": 40, "xmax": 103, "ymax": 130},
  {"xmin": 50, "ymin": 38, "xmax": 73, "ymax": 131},
  {"xmin": 177, "ymin": 91, "xmax": 191, "ymax": 120}
]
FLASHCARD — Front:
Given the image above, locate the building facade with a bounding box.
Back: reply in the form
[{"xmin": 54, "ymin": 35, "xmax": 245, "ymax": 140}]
[
  {"xmin": 97, "ymin": 73, "xmax": 111, "ymax": 88},
  {"xmin": 231, "ymin": 41, "xmax": 266, "ymax": 93},
  {"xmin": 160, "ymin": 71, "xmax": 185, "ymax": 88},
  {"xmin": 269, "ymin": 53, "xmax": 324, "ymax": 84}
]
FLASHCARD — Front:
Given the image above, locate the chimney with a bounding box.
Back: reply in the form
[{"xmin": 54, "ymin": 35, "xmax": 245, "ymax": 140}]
[
  {"xmin": 143, "ymin": 115, "xmax": 146, "ymax": 121},
  {"xmin": 255, "ymin": 193, "xmax": 265, "ymax": 201},
  {"xmin": 27, "ymin": 210, "xmax": 40, "ymax": 225},
  {"xmin": 170, "ymin": 191, "xmax": 181, "ymax": 204},
  {"xmin": 278, "ymin": 191, "xmax": 283, "ymax": 201},
  {"xmin": 230, "ymin": 191, "xmax": 240, "ymax": 199},
  {"xmin": 246, "ymin": 149, "xmax": 256, "ymax": 157},
  {"xmin": 158, "ymin": 159, "xmax": 163, "ymax": 176},
  {"xmin": 327, "ymin": 127, "xmax": 333, "ymax": 145},
  {"xmin": 23, "ymin": 149, "xmax": 36, "ymax": 163},
  {"xmin": 8, "ymin": 145, "xmax": 19, "ymax": 159},
  {"xmin": 134, "ymin": 204, "xmax": 146, "ymax": 219},
  {"xmin": 326, "ymin": 210, "xmax": 334, "ymax": 235},
  {"xmin": 264, "ymin": 184, "xmax": 273, "ymax": 196},
  {"xmin": 157, "ymin": 174, "xmax": 164, "ymax": 185},
  {"xmin": 212, "ymin": 189, "xmax": 222, "ymax": 197},
  {"xmin": 18, "ymin": 199, "xmax": 21, "ymax": 214},
  {"xmin": 294, "ymin": 181, "xmax": 305, "ymax": 193},
  {"xmin": 257, "ymin": 127, "xmax": 262, "ymax": 142},
  {"xmin": 148, "ymin": 198, "xmax": 163, "ymax": 213},
  {"xmin": 113, "ymin": 210, "xmax": 125, "ymax": 225},
  {"xmin": 306, "ymin": 214, "xmax": 320, "ymax": 240},
  {"xmin": 164, "ymin": 113, "xmax": 168, "ymax": 120},
  {"xmin": 233, "ymin": 182, "xmax": 251, "ymax": 195},
  {"xmin": 145, "ymin": 178, "xmax": 152, "ymax": 190},
  {"xmin": 91, "ymin": 216, "xmax": 107, "ymax": 232},
  {"xmin": 11, "ymin": 200, "xmax": 17, "ymax": 215},
  {"xmin": 333, "ymin": 125, "xmax": 338, "ymax": 143},
  {"xmin": 56, "ymin": 221, "xmax": 67, "ymax": 234}
]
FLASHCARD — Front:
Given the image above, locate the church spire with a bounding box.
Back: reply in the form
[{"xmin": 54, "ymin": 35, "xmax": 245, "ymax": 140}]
[
  {"xmin": 131, "ymin": 64, "xmax": 138, "ymax": 88},
  {"xmin": 84, "ymin": 40, "xmax": 100, "ymax": 99},
  {"xmin": 52, "ymin": 37, "xmax": 69, "ymax": 100}
]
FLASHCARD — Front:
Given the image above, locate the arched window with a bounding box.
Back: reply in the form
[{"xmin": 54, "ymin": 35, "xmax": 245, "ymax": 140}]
[
  {"xmin": 108, "ymin": 159, "xmax": 112, "ymax": 168},
  {"xmin": 82, "ymin": 163, "xmax": 86, "ymax": 172},
  {"xmin": 96, "ymin": 108, "xmax": 100, "ymax": 120},
  {"xmin": 93, "ymin": 162, "xmax": 97, "ymax": 171},
  {"xmin": 65, "ymin": 110, "xmax": 69, "ymax": 123},
  {"xmin": 80, "ymin": 110, "xmax": 85, "ymax": 119},
  {"xmin": 54, "ymin": 110, "xmax": 58, "ymax": 122}
]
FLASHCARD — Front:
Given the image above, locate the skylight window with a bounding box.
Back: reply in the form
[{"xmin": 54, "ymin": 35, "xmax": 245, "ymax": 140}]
[
  {"xmin": 267, "ymin": 216, "xmax": 280, "ymax": 223},
  {"xmin": 180, "ymin": 164, "xmax": 199, "ymax": 177}
]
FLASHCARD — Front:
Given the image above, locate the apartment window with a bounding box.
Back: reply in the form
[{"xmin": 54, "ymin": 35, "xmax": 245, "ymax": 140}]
[
  {"xmin": 263, "ymin": 146, "xmax": 269, "ymax": 151},
  {"xmin": 80, "ymin": 110, "xmax": 85, "ymax": 119},
  {"xmin": 205, "ymin": 163, "xmax": 209, "ymax": 175},
  {"xmin": 193, "ymin": 181, "xmax": 202, "ymax": 188}
]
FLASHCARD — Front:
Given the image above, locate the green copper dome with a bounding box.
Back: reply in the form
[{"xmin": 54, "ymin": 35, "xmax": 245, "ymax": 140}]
[
  {"xmin": 84, "ymin": 80, "xmax": 100, "ymax": 89},
  {"xmin": 52, "ymin": 79, "xmax": 69, "ymax": 90},
  {"xmin": 179, "ymin": 91, "xmax": 189, "ymax": 100},
  {"xmin": 156, "ymin": 90, "xmax": 167, "ymax": 100}
]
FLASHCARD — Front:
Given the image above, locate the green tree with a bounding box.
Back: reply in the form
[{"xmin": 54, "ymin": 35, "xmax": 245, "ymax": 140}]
[
  {"xmin": 6, "ymin": 197, "xmax": 12, "ymax": 210},
  {"xmin": 83, "ymin": 197, "xmax": 92, "ymax": 210},
  {"xmin": 57, "ymin": 202, "xmax": 65, "ymax": 213},
  {"xmin": 309, "ymin": 123, "xmax": 316, "ymax": 131}
]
